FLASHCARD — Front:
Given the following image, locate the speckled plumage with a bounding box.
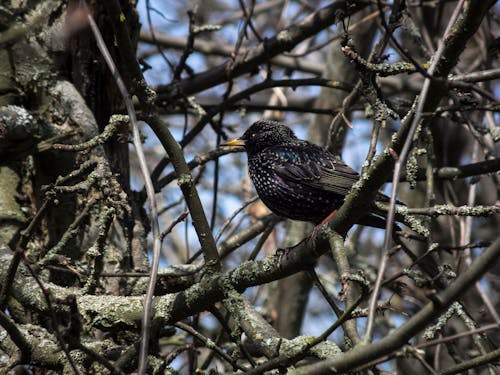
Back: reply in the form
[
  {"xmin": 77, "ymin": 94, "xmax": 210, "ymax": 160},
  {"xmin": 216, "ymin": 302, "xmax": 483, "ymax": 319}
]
[{"xmin": 231, "ymin": 120, "xmax": 392, "ymax": 228}]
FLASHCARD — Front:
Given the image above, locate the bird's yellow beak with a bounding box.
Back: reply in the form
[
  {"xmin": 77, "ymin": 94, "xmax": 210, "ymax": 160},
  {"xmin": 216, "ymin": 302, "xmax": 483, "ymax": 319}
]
[{"xmin": 223, "ymin": 139, "xmax": 246, "ymax": 147}]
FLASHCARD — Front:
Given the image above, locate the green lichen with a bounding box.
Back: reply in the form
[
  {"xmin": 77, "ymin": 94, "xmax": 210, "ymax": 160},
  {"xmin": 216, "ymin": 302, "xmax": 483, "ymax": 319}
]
[
  {"xmin": 279, "ymin": 335, "xmax": 311, "ymax": 355},
  {"xmin": 433, "ymin": 204, "xmax": 500, "ymax": 217},
  {"xmin": 489, "ymin": 127, "xmax": 500, "ymax": 142},
  {"xmin": 193, "ymin": 24, "xmax": 221, "ymax": 34},
  {"xmin": 230, "ymin": 259, "xmax": 272, "ymax": 285},
  {"xmin": 405, "ymin": 152, "xmax": 418, "ymax": 189},
  {"xmin": 205, "ymin": 338, "xmax": 216, "ymax": 349},
  {"xmin": 177, "ymin": 173, "xmax": 193, "ymax": 187},
  {"xmin": 343, "ymin": 270, "xmax": 370, "ymax": 292},
  {"xmin": 396, "ymin": 206, "xmax": 430, "ymax": 237},
  {"xmin": 186, "ymin": 96, "xmax": 206, "ymax": 116},
  {"xmin": 276, "ymin": 29, "xmax": 293, "ymax": 42},
  {"xmin": 327, "ymin": 80, "xmax": 341, "ymax": 88},
  {"xmin": 0, "ymin": 165, "xmax": 25, "ymax": 243},
  {"xmin": 310, "ymin": 340, "xmax": 342, "ymax": 359},
  {"xmin": 403, "ymin": 268, "xmax": 427, "ymax": 287},
  {"xmin": 77, "ymin": 295, "xmax": 143, "ymax": 330},
  {"xmin": 182, "ymin": 281, "xmax": 206, "ymax": 310},
  {"xmin": 424, "ymin": 302, "xmax": 463, "ymax": 340},
  {"xmin": 109, "ymin": 114, "xmax": 129, "ymax": 124},
  {"xmin": 154, "ymin": 293, "xmax": 176, "ymax": 322}
]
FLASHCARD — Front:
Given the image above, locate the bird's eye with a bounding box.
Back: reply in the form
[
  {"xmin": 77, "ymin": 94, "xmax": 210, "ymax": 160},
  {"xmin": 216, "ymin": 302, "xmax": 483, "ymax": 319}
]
[{"xmin": 251, "ymin": 133, "xmax": 256, "ymax": 138}]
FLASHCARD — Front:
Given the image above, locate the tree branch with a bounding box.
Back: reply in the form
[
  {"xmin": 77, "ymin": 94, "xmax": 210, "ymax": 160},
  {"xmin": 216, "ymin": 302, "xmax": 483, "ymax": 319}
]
[{"xmin": 155, "ymin": 1, "xmax": 369, "ymax": 102}]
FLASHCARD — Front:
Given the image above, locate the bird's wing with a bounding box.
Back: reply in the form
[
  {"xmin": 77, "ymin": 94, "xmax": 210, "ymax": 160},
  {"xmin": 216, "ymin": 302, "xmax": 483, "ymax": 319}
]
[{"xmin": 270, "ymin": 144, "xmax": 360, "ymax": 196}]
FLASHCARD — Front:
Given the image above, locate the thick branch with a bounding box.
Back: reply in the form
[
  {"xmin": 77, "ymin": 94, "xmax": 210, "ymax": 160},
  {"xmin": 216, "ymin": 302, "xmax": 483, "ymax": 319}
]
[
  {"xmin": 292, "ymin": 237, "xmax": 500, "ymax": 374},
  {"xmin": 322, "ymin": 0, "xmax": 497, "ymax": 235}
]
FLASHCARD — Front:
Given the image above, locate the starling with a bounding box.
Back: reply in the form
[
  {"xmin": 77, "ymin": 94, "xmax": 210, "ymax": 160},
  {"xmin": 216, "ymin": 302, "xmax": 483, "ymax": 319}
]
[{"xmin": 224, "ymin": 120, "xmax": 396, "ymax": 229}]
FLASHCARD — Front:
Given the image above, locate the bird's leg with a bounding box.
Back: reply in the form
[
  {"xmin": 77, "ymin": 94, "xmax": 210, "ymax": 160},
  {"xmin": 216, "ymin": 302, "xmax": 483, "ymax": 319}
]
[
  {"xmin": 275, "ymin": 247, "xmax": 288, "ymax": 270},
  {"xmin": 310, "ymin": 210, "xmax": 337, "ymax": 240},
  {"xmin": 320, "ymin": 210, "xmax": 337, "ymax": 226}
]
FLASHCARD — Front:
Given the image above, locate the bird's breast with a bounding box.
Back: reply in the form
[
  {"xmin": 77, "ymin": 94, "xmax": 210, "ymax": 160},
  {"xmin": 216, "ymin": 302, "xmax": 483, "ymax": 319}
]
[{"xmin": 247, "ymin": 156, "xmax": 343, "ymax": 223}]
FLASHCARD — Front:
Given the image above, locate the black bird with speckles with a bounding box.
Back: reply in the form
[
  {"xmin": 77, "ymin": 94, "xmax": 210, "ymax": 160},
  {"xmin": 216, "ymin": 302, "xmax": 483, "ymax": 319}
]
[{"xmin": 225, "ymin": 120, "xmax": 396, "ymax": 229}]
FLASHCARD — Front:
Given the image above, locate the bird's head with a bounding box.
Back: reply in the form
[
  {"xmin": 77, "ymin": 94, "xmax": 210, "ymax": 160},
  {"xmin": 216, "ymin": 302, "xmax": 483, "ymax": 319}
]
[{"xmin": 224, "ymin": 120, "xmax": 297, "ymax": 155}]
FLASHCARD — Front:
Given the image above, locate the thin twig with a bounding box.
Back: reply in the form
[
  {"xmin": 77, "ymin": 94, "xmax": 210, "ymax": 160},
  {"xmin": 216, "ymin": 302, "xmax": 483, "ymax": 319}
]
[
  {"xmin": 0, "ymin": 310, "xmax": 31, "ymax": 363},
  {"xmin": 352, "ymin": 323, "xmax": 500, "ymax": 372},
  {"xmin": 160, "ymin": 210, "xmax": 189, "ymax": 241},
  {"xmin": 175, "ymin": 322, "xmax": 248, "ymax": 372},
  {"xmin": 364, "ymin": 0, "xmax": 466, "ymax": 343},
  {"xmin": 244, "ymin": 294, "xmax": 364, "ymax": 375},
  {"xmin": 439, "ymin": 347, "xmax": 500, "ymax": 375},
  {"xmin": 23, "ymin": 262, "xmax": 81, "ymax": 374},
  {"xmin": 293, "ymin": 236, "xmax": 500, "ymax": 374},
  {"xmin": 215, "ymin": 196, "xmax": 258, "ymax": 243},
  {"xmin": 83, "ymin": 4, "xmax": 162, "ymax": 373},
  {"xmin": 0, "ymin": 199, "xmax": 50, "ymax": 309}
]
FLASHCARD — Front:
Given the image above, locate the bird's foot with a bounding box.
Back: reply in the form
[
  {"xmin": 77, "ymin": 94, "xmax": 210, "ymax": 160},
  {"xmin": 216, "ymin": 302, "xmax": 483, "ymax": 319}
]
[
  {"xmin": 310, "ymin": 224, "xmax": 324, "ymax": 245},
  {"xmin": 309, "ymin": 210, "xmax": 337, "ymax": 243},
  {"xmin": 275, "ymin": 247, "xmax": 289, "ymax": 270},
  {"xmin": 275, "ymin": 239, "xmax": 308, "ymax": 270},
  {"xmin": 320, "ymin": 209, "xmax": 337, "ymax": 226}
]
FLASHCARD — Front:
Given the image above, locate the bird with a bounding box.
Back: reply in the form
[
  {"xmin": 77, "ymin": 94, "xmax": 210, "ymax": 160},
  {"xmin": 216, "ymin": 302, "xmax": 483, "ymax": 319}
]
[{"xmin": 223, "ymin": 120, "xmax": 398, "ymax": 230}]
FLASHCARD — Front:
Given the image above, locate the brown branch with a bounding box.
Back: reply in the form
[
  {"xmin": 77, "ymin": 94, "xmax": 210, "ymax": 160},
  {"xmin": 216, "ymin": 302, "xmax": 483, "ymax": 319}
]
[
  {"xmin": 423, "ymin": 158, "xmax": 500, "ymax": 181},
  {"xmin": 0, "ymin": 199, "xmax": 50, "ymax": 309},
  {"xmin": 159, "ymin": 77, "xmax": 350, "ymax": 151},
  {"xmin": 292, "ymin": 237, "xmax": 500, "ymax": 374},
  {"xmin": 174, "ymin": 322, "xmax": 248, "ymax": 371},
  {"xmin": 404, "ymin": 204, "xmax": 500, "ymax": 217},
  {"xmin": 449, "ymin": 68, "xmax": 500, "ymax": 83},
  {"xmin": 100, "ymin": 0, "xmax": 220, "ymax": 266},
  {"xmin": 320, "ymin": 0, "xmax": 496, "ymax": 258},
  {"xmin": 0, "ymin": 309, "xmax": 31, "ymax": 363},
  {"xmin": 438, "ymin": 347, "xmax": 500, "ymax": 375},
  {"xmin": 139, "ymin": 30, "xmax": 324, "ymax": 75},
  {"xmin": 155, "ymin": 0, "xmax": 369, "ymax": 102}
]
